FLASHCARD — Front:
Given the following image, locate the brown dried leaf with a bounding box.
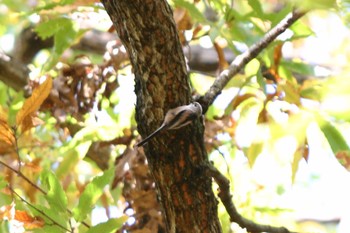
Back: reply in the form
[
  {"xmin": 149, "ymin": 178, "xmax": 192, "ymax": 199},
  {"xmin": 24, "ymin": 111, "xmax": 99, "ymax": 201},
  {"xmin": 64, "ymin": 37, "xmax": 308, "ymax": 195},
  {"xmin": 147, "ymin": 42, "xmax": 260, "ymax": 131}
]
[
  {"xmin": 16, "ymin": 77, "xmax": 52, "ymax": 127},
  {"xmin": 336, "ymin": 151, "xmax": 350, "ymax": 171},
  {"xmin": 264, "ymin": 43, "xmax": 284, "ymax": 83},
  {"xmin": 0, "ymin": 111, "xmax": 15, "ymax": 154},
  {"xmin": 112, "ymin": 148, "xmax": 136, "ymax": 189},
  {"xmin": 231, "ymin": 93, "xmax": 256, "ymax": 110},
  {"xmin": 173, "ymin": 8, "xmax": 193, "ymax": 30},
  {"xmin": 214, "ymin": 42, "xmax": 229, "ymax": 72},
  {"xmin": 24, "ymin": 159, "xmax": 42, "ymax": 173},
  {"xmin": 273, "ymin": 43, "xmax": 283, "ymax": 71},
  {"xmin": 15, "ymin": 210, "xmax": 45, "ymax": 229},
  {"xmin": 192, "ymin": 24, "xmax": 203, "ymax": 39},
  {"xmin": 130, "ymin": 190, "xmax": 157, "ymax": 211},
  {"xmin": 20, "ymin": 113, "xmax": 45, "ymax": 133},
  {"xmin": 0, "ymin": 204, "xmax": 13, "ymax": 220}
]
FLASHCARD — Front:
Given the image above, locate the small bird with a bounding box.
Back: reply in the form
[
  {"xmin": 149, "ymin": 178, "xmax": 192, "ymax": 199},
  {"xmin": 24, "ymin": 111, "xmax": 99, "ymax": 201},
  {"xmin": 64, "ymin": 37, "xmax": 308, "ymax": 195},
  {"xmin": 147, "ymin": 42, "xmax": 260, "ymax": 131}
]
[{"xmin": 136, "ymin": 102, "xmax": 202, "ymax": 147}]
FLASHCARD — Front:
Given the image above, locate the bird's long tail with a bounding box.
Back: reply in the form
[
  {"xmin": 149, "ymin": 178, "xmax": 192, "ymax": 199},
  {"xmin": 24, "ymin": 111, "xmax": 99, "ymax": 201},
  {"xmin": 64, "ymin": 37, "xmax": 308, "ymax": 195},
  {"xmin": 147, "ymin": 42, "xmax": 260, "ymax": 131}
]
[{"xmin": 135, "ymin": 125, "xmax": 166, "ymax": 147}]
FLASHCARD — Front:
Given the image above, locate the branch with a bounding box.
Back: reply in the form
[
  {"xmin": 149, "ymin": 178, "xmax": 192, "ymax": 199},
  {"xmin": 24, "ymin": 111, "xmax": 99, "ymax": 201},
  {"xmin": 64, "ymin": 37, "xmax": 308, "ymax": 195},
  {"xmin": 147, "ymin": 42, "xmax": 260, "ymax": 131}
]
[
  {"xmin": 0, "ymin": 159, "xmax": 90, "ymax": 228},
  {"xmin": 200, "ymin": 9, "xmax": 306, "ymax": 112},
  {"xmin": 0, "ymin": 52, "xmax": 29, "ymax": 91},
  {"xmin": 205, "ymin": 164, "xmax": 298, "ymax": 233},
  {"xmin": 9, "ymin": 186, "xmax": 72, "ymax": 233},
  {"xmin": 0, "ymin": 28, "xmax": 118, "ymax": 92},
  {"xmin": 13, "ymin": 27, "xmax": 118, "ymax": 64},
  {"xmin": 0, "ymin": 160, "xmax": 46, "ymax": 195}
]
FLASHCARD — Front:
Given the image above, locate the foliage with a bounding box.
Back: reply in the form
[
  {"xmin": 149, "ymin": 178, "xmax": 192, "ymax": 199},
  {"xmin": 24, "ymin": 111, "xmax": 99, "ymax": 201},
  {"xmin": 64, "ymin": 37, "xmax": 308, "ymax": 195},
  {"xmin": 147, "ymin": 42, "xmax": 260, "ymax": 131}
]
[{"xmin": 0, "ymin": 0, "xmax": 350, "ymax": 232}]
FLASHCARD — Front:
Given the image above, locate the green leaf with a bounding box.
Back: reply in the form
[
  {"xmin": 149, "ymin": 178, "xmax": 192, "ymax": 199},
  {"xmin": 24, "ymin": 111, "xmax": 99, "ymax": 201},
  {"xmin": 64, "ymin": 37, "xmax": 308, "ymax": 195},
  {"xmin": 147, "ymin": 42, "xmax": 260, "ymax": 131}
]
[
  {"xmin": 73, "ymin": 167, "xmax": 114, "ymax": 222},
  {"xmin": 317, "ymin": 116, "xmax": 350, "ymax": 154},
  {"xmin": 35, "ymin": 17, "xmax": 83, "ymax": 70},
  {"xmin": 268, "ymin": 6, "xmax": 292, "ymax": 26},
  {"xmin": 40, "ymin": 170, "xmax": 68, "ymax": 213},
  {"xmin": 35, "ymin": 17, "xmax": 70, "ymax": 39},
  {"xmin": 0, "ymin": 221, "xmax": 10, "ymax": 233},
  {"xmin": 281, "ymin": 60, "xmax": 314, "ymax": 76},
  {"xmin": 244, "ymin": 59, "xmax": 260, "ymax": 77},
  {"xmin": 56, "ymin": 140, "xmax": 92, "ymax": 178},
  {"xmin": 173, "ymin": 0, "xmax": 206, "ymax": 22},
  {"xmin": 27, "ymin": 0, "xmax": 76, "ymax": 14},
  {"xmin": 0, "ymin": 176, "xmax": 6, "ymax": 190},
  {"xmin": 300, "ymin": 80, "xmax": 325, "ymax": 101},
  {"xmin": 244, "ymin": 142, "xmax": 264, "ymax": 167},
  {"xmin": 86, "ymin": 217, "xmax": 127, "ymax": 233},
  {"xmin": 31, "ymin": 204, "xmax": 69, "ymax": 232},
  {"xmin": 256, "ymin": 68, "xmax": 266, "ymax": 95},
  {"xmin": 247, "ymin": 0, "xmax": 264, "ymax": 18},
  {"xmin": 206, "ymin": 104, "xmax": 224, "ymax": 120},
  {"xmin": 190, "ymin": 73, "xmax": 214, "ymax": 95},
  {"xmin": 278, "ymin": 80, "xmax": 301, "ymax": 105},
  {"xmin": 32, "ymin": 225, "xmax": 65, "ymax": 233},
  {"xmin": 56, "ymin": 118, "xmax": 120, "ymax": 177},
  {"xmin": 291, "ymin": 0, "xmax": 336, "ymax": 10},
  {"xmin": 225, "ymin": 74, "xmax": 249, "ymax": 89},
  {"xmin": 289, "ymin": 20, "xmax": 314, "ymax": 39},
  {"xmin": 0, "ymin": 192, "xmax": 12, "ymax": 206}
]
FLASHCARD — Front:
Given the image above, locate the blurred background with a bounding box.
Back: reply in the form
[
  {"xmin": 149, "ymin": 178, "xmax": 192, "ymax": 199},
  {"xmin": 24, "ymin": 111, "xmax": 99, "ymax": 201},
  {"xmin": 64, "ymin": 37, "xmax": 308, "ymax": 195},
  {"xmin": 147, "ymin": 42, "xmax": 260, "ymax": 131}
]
[{"xmin": 1, "ymin": 0, "xmax": 350, "ymax": 232}]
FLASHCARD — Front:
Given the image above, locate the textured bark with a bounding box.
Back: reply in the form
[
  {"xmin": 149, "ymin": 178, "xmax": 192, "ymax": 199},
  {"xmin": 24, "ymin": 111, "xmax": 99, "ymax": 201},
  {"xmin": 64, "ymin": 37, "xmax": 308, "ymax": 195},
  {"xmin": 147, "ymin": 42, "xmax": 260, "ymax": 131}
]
[{"xmin": 102, "ymin": 1, "xmax": 222, "ymax": 233}]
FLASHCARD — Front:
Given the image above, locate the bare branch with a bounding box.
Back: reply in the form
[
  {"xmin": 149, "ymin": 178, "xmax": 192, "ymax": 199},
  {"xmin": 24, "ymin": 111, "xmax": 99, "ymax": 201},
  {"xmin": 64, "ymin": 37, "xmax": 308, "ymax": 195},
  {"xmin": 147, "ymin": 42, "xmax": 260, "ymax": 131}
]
[
  {"xmin": 201, "ymin": 10, "xmax": 306, "ymax": 112},
  {"xmin": 205, "ymin": 164, "xmax": 298, "ymax": 233},
  {"xmin": 0, "ymin": 52, "xmax": 28, "ymax": 91}
]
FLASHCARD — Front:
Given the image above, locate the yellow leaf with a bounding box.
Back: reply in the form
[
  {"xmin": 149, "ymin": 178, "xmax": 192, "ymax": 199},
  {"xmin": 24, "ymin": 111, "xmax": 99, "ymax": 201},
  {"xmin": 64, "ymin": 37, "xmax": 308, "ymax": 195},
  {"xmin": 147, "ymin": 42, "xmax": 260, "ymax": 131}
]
[
  {"xmin": 12, "ymin": 209, "xmax": 45, "ymax": 229},
  {"xmin": 20, "ymin": 114, "xmax": 45, "ymax": 133},
  {"xmin": 16, "ymin": 77, "xmax": 52, "ymax": 128},
  {"xmin": 292, "ymin": 147, "xmax": 303, "ymax": 183},
  {"xmin": 0, "ymin": 110, "xmax": 15, "ymax": 152},
  {"xmin": 278, "ymin": 80, "xmax": 301, "ymax": 105},
  {"xmin": 244, "ymin": 142, "xmax": 264, "ymax": 167}
]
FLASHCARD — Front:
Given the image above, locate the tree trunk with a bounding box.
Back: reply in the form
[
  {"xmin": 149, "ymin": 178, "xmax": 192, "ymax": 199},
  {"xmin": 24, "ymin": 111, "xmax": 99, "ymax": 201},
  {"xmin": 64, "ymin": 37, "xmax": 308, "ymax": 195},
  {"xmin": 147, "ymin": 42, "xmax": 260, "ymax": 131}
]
[{"xmin": 102, "ymin": 1, "xmax": 222, "ymax": 232}]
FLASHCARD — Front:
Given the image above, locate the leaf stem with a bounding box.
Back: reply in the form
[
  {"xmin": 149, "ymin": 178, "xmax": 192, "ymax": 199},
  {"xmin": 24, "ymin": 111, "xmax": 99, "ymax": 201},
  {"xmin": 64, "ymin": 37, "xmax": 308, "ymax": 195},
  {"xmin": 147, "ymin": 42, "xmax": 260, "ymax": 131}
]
[{"xmin": 9, "ymin": 186, "xmax": 73, "ymax": 233}]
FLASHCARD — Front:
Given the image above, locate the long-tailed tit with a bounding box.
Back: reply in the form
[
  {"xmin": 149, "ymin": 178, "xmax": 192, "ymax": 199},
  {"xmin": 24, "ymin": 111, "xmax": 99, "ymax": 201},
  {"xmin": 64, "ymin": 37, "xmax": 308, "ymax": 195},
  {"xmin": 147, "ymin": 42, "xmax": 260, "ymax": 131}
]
[{"xmin": 136, "ymin": 102, "xmax": 202, "ymax": 147}]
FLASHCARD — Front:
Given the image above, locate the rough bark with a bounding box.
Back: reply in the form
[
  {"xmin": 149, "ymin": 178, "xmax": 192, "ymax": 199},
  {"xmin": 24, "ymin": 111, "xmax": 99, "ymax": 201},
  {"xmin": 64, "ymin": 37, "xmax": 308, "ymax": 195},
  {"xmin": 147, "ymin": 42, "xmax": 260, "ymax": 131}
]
[{"xmin": 101, "ymin": 1, "xmax": 222, "ymax": 233}]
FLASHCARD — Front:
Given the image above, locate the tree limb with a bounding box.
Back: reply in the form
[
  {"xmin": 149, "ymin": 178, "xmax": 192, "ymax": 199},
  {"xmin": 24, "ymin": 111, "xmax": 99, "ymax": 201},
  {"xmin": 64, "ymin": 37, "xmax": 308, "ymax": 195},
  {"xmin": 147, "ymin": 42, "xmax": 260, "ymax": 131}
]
[
  {"xmin": 0, "ymin": 52, "xmax": 29, "ymax": 91},
  {"xmin": 205, "ymin": 164, "xmax": 298, "ymax": 233},
  {"xmin": 200, "ymin": 10, "xmax": 306, "ymax": 112},
  {"xmin": 102, "ymin": 0, "xmax": 223, "ymax": 232}
]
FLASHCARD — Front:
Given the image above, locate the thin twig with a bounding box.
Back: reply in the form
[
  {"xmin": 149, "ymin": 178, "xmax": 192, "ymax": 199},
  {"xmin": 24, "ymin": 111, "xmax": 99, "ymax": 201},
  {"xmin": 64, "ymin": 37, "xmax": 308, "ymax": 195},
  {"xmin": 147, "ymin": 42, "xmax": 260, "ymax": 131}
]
[
  {"xmin": 201, "ymin": 10, "xmax": 306, "ymax": 112},
  {"xmin": 12, "ymin": 127, "xmax": 22, "ymax": 171},
  {"xmin": 9, "ymin": 186, "xmax": 72, "ymax": 233},
  {"xmin": 0, "ymin": 159, "xmax": 91, "ymax": 228},
  {"xmin": 0, "ymin": 160, "xmax": 46, "ymax": 194},
  {"xmin": 205, "ymin": 164, "xmax": 298, "ymax": 233}
]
